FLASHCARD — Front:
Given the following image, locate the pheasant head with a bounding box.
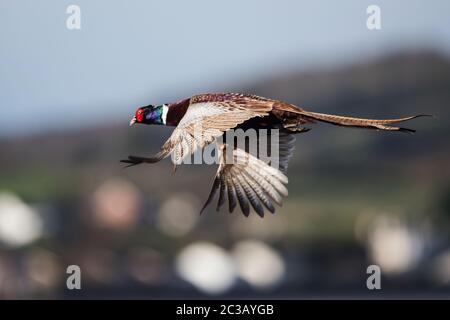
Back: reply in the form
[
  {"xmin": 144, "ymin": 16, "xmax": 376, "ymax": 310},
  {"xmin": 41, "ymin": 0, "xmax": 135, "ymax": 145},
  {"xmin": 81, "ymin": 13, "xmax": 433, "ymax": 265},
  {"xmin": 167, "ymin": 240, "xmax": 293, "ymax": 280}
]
[{"xmin": 130, "ymin": 104, "xmax": 168, "ymax": 126}]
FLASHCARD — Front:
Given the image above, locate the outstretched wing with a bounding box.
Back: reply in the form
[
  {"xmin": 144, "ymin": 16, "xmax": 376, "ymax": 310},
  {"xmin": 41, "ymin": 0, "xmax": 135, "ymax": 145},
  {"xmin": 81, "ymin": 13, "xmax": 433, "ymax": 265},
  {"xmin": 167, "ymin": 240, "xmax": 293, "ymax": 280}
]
[
  {"xmin": 200, "ymin": 144, "xmax": 289, "ymax": 217},
  {"xmin": 122, "ymin": 94, "xmax": 273, "ymax": 167}
]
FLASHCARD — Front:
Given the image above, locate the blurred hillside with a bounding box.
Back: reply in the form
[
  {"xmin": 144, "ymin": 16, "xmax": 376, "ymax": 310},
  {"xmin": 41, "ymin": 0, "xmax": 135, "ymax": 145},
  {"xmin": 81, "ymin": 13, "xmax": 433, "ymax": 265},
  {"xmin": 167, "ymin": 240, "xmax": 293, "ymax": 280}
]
[{"xmin": 0, "ymin": 51, "xmax": 449, "ymax": 298}]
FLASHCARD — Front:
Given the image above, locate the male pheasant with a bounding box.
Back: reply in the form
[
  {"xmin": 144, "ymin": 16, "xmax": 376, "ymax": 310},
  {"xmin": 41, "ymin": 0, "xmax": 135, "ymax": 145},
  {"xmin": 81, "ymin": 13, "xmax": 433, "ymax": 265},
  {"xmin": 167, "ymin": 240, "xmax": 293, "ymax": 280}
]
[{"xmin": 121, "ymin": 93, "xmax": 427, "ymax": 217}]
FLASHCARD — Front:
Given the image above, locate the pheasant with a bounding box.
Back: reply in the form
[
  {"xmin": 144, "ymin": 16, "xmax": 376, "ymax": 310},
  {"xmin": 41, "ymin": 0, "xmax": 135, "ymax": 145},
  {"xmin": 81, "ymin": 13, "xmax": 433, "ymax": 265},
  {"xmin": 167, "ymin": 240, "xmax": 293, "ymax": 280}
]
[{"xmin": 121, "ymin": 93, "xmax": 427, "ymax": 217}]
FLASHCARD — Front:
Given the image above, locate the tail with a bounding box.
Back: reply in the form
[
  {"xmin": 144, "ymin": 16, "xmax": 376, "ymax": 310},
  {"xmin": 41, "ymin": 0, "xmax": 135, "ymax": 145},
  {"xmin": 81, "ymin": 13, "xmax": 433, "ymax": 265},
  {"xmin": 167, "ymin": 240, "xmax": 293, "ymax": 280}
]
[{"xmin": 299, "ymin": 110, "xmax": 431, "ymax": 133}]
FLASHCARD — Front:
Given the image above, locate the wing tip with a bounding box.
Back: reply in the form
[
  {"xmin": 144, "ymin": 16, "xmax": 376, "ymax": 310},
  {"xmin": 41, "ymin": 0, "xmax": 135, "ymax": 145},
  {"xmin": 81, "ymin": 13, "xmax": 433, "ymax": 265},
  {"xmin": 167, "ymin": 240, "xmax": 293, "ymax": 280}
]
[{"xmin": 120, "ymin": 157, "xmax": 143, "ymax": 168}]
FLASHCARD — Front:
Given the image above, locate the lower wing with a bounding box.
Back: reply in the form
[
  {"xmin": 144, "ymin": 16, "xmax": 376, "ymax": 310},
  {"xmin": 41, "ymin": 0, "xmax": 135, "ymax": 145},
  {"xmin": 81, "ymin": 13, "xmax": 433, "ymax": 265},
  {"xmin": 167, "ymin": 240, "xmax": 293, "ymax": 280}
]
[{"xmin": 200, "ymin": 144, "xmax": 289, "ymax": 217}]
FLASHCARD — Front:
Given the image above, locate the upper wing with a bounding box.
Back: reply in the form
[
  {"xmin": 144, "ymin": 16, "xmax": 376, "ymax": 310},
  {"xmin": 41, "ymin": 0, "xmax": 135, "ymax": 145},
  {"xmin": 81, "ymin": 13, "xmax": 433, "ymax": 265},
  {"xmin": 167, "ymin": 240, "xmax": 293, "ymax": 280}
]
[
  {"xmin": 200, "ymin": 144, "xmax": 289, "ymax": 218},
  {"xmin": 122, "ymin": 96, "xmax": 273, "ymax": 167}
]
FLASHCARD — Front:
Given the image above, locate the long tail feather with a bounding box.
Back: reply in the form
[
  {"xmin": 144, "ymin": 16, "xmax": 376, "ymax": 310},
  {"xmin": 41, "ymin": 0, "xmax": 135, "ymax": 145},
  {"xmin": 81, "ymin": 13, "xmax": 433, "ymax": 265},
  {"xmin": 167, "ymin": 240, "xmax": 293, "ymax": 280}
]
[{"xmin": 299, "ymin": 111, "xmax": 431, "ymax": 132}]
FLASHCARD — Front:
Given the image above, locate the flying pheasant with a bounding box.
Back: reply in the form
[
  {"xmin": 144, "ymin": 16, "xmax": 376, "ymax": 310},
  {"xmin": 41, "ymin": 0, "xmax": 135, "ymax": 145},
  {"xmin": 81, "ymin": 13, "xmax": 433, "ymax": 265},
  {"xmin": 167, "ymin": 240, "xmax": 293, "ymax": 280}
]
[{"xmin": 121, "ymin": 93, "xmax": 426, "ymax": 217}]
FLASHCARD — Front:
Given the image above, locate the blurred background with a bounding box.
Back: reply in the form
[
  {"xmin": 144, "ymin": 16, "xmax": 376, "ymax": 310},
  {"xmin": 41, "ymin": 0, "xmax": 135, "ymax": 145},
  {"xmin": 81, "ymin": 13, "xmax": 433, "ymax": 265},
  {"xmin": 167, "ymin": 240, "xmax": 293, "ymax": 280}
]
[{"xmin": 1, "ymin": 0, "xmax": 450, "ymax": 299}]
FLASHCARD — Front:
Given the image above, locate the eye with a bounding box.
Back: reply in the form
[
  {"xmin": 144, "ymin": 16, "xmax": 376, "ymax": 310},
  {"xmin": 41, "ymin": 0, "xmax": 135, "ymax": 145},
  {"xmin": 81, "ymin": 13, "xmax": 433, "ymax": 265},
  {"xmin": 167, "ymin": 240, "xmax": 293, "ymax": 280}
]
[{"xmin": 136, "ymin": 109, "xmax": 144, "ymax": 122}]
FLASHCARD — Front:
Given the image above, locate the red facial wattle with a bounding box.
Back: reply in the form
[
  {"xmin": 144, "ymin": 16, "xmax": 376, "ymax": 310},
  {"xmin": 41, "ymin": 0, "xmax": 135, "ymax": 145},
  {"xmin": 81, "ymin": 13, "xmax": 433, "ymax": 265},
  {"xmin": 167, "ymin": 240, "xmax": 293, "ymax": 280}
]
[{"xmin": 136, "ymin": 108, "xmax": 144, "ymax": 122}]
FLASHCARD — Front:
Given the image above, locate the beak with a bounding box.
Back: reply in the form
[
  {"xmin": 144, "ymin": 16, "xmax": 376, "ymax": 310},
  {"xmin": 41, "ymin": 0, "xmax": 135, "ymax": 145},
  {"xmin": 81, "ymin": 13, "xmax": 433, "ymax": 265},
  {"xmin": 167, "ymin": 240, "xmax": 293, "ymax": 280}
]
[{"xmin": 129, "ymin": 116, "xmax": 136, "ymax": 126}]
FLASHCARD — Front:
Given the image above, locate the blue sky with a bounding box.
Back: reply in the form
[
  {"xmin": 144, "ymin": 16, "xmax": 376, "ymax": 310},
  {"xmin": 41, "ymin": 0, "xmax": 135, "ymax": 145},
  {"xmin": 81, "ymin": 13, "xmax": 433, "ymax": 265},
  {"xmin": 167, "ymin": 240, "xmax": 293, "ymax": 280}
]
[{"xmin": 1, "ymin": 0, "xmax": 450, "ymax": 136}]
